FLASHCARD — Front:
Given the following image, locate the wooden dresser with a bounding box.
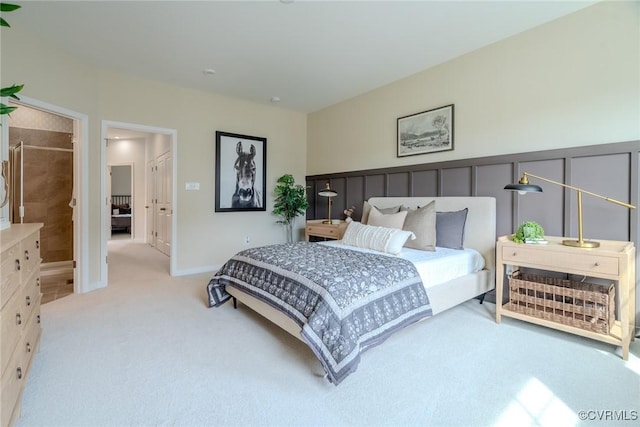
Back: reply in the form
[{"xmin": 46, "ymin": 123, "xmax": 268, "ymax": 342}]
[{"xmin": 1, "ymin": 223, "xmax": 43, "ymax": 427}]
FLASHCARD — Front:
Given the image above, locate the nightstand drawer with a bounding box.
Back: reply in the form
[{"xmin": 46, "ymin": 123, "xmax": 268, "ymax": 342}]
[
  {"xmin": 501, "ymin": 246, "xmax": 619, "ymax": 275},
  {"xmin": 305, "ymin": 221, "xmax": 347, "ymax": 241},
  {"xmin": 306, "ymin": 224, "xmax": 339, "ymax": 238}
]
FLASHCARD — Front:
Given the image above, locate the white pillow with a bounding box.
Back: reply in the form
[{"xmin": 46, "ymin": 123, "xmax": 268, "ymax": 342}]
[
  {"xmin": 367, "ymin": 207, "xmax": 408, "ymax": 229},
  {"xmin": 341, "ymin": 221, "xmax": 415, "ymax": 255}
]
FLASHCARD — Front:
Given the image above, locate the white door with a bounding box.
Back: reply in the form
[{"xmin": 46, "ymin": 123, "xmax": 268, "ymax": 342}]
[
  {"xmin": 155, "ymin": 152, "xmax": 171, "ymax": 256},
  {"xmin": 146, "ymin": 160, "xmax": 156, "ymax": 246},
  {"xmin": 164, "ymin": 153, "xmax": 172, "ymax": 255}
]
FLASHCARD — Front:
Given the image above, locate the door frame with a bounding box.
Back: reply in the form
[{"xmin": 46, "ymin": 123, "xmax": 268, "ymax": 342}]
[
  {"xmin": 100, "ymin": 120, "xmax": 177, "ymax": 284},
  {"xmin": 1, "ymin": 95, "xmax": 89, "ymax": 293}
]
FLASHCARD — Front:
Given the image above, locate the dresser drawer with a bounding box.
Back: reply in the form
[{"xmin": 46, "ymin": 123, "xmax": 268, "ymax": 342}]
[
  {"xmin": 0, "ymin": 243, "xmax": 21, "ymax": 309},
  {"xmin": 501, "ymin": 246, "xmax": 619, "ymax": 275},
  {"xmin": 21, "ymin": 270, "xmax": 41, "ymax": 327},
  {"xmin": 21, "ymin": 231, "xmax": 41, "ymax": 280},
  {"xmin": 0, "ymin": 291, "xmax": 23, "ymax": 377},
  {"xmin": 0, "ymin": 347, "xmax": 24, "ymax": 427},
  {"xmin": 21, "ymin": 302, "xmax": 41, "ymax": 373}
]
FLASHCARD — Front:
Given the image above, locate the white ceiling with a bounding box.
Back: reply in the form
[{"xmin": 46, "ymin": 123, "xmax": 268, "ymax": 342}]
[{"xmin": 8, "ymin": 0, "xmax": 597, "ymax": 113}]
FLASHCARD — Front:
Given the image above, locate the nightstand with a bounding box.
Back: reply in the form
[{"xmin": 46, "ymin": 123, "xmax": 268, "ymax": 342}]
[
  {"xmin": 305, "ymin": 220, "xmax": 348, "ymax": 241},
  {"xmin": 496, "ymin": 235, "xmax": 635, "ymax": 360}
]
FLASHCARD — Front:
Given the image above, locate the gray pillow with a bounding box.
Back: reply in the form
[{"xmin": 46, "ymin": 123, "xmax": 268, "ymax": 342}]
[{"xmin": 436, "ymin": 208, "xmax": 468, "ymax": 250}]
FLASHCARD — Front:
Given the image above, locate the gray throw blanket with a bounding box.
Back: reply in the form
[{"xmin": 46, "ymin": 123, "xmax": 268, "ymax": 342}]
[{"xmin": 207, "ymin": 242, "xmax": 432, "ymax": 384}]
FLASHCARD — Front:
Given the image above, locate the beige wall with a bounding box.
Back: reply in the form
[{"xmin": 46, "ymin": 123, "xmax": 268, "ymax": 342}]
[
  {"xmin": 2, "ymin": 0, "xmax": 637, "ymax": 288},
  {"xmin": 307, "ymin": 1, "xmax": 640, "ymax": 175},
  {"xmin": 1, "ymin": 27, "xmax": 307, "ymax": 287}
]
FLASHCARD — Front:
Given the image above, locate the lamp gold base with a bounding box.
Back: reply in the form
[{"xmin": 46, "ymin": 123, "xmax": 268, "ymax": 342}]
[
  {"xmin": 562, "ymin": 239, "xmax": 600, "ymax": 248},
  {"xmin": 322, "ymin": 220, "xmax": 331, "ymax": 224}
]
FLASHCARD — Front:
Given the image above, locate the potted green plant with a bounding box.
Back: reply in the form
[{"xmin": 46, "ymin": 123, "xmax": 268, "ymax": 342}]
[
  {"xmin": 513, "ymin": 220, "xmax": 546, "ymax": 244},
  {"xmin": 272, "ymin": 174, "xmax": 309, "ymax": 243}
]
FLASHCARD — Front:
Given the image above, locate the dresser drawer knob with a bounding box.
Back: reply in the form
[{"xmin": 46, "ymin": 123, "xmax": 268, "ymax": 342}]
[
  {"xmin": 594, "ymin": 262, "xmax": 600, "ymax": 267},
  {"xmin": 16, "ymin": 313, "xmax": 22, "ymax": 325},
  {"xmin": 37, "ymin": 314, "xmax": 41, "ymax": 324},
  {"xmin": 26, "ymin": 342, "xmax": 31, "ymax": 353},
  {"xmin": 16, "ymin": 367, "xmax": 23, "ymax": 380},
  {"xmin": 24, "ymin": 250, "xmax": 29, "ymax": 261},
  {"xmin": 512, "ymin": 252, "xmax": 517, "ymax": 256},
  {"xmin": 36, "ymin": 240, "xmax": 40, "ymax": 249},
  {"xmin": 37, "ymin": 277, "xmax": 41, "ymax": 287},
  {"xmin": 26, "ymin": 295, "xmax": 31, "ymax": 306},
  {"xmin": 15, "ymin": 259, "xmax": 20, "ymax": 271}
]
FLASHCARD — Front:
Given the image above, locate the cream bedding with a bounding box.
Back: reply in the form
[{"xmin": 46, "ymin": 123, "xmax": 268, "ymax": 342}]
[{"xmin": 320, "ymin": 240, "xmax": 485, "ymax": 290}]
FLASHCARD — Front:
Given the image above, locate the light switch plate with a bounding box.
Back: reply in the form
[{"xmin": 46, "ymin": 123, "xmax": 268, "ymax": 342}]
[{"xmin": 185, "ymin": 182, "xmax": 200, "ymax": 191}]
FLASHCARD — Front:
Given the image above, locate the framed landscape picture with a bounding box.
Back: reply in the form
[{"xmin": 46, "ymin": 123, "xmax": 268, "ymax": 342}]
[
  {"xmin": 397, "ymin": 104, "xmax": 454, "ymax": 157},
  {"xmin": 215, "ymin": 131, "xmax": 267, "ymax": 212}
]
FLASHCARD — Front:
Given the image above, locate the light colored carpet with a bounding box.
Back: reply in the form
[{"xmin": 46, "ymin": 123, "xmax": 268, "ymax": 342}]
[{"xmin": 15, "ymin": 241, "xmax": 640, "ymax": 427}]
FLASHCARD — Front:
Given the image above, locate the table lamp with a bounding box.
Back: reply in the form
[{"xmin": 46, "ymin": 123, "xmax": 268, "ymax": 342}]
[
  {"xmin": 505, "ymin": 172, "xmax": 636, "ymax": 248},
  {"xmin": 318, "ymin": 182, "xmax": 337, "ymax": 224}
]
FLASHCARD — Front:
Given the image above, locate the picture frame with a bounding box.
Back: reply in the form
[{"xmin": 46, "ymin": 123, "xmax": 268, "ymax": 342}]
[
  {"xmin": 215, "ymin": 131, "xmax": 267, "ymax": 212},
  {"xmin": 397, "ymin": 104, "xmax": 454, "ymax": 157}
]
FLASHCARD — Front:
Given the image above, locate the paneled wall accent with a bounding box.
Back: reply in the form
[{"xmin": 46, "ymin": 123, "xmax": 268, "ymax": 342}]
[{"xmin": 307, "ymin": 140, "xmax": 640, "ymax": 324}]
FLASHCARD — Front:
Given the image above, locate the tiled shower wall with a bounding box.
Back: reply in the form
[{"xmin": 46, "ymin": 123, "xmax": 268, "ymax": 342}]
[{"xmin": 9, "ymin": 127, "xmax": 74, "ymax": 264}]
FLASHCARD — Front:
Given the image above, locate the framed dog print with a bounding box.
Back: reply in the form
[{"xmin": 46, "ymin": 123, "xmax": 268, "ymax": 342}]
[
  {"xmin": 397, "ymin": 104, "xmax": 454, "ymax": 157},
  {"xmin": 215, "ymin": 131, "xmax": 267, "ymax": 212}
]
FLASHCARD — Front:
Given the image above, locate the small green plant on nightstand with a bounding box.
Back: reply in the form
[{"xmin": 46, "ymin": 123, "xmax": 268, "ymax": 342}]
[{"xmin": 513, "ymin": 221, "xmax": 545, "ymax": 244}]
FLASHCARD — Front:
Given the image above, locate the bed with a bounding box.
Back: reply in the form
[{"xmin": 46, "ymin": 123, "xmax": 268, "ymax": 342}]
[
  {"xmin": 207, "ymin": 196, "xmax": 496, "ymax": 384},
  {"xmin": 111, "ymin": 195, "xmax": 132, "ymax": 233}
]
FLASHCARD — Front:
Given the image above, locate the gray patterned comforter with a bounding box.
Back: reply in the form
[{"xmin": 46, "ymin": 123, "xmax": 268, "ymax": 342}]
[{"xmin": 207, "ymin": 242, "xmax": 432, "ymax": 384}]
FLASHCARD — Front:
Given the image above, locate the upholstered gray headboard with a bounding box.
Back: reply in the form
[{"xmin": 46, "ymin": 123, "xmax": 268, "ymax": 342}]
[{"xmin": 367, "ymin": 197, "xmax": 497, "ymax": 276}]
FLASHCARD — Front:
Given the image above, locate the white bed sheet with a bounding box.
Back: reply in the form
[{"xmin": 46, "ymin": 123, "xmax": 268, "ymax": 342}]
[{"xmin": 319, "ymin": 240, "xmax": 485, "ymax": 290}]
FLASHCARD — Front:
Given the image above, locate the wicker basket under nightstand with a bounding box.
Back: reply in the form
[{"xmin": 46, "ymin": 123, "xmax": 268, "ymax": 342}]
[{"xmin": 508, "ymin": 271, "xmax": 615, "ymax": 334}]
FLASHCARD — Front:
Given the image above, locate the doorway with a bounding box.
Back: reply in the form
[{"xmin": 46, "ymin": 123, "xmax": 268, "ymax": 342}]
[
  {"xmin": 109, "ymin": 164, "xmax": 133, "ymax": 240},
  {"xmin": 101, "ymin": 120, "xmax": 177, "ymax": 285},
  {"xmin": 1, "ymin": 96, "xmax": 89, "ymax": 296}
]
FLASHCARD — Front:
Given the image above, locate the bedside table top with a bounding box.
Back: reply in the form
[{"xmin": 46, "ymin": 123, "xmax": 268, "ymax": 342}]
[
  {"xmin": 498, "ymin": 235, "xmax": 634, "ymax": 255},
  {"xmin": 306, "ymin": 219, "xmax": 346, "ymax": 225}
]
